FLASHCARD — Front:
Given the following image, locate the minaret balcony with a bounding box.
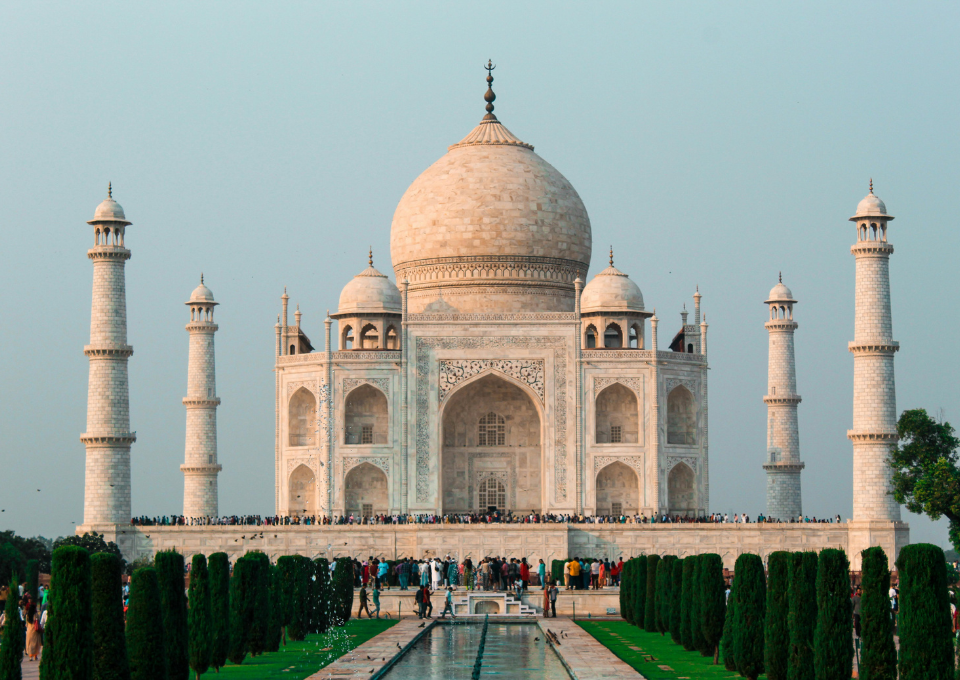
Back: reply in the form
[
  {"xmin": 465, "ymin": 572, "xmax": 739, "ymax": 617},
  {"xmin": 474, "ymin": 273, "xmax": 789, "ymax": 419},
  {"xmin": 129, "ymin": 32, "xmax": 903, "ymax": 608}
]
[
  {"xmin": 763, "ymin": 394, "xmax": 801, "ymax": 406},
  {"xmin": 847, "ymin": 430, "xmax": 898, "ymax": 442},
  {"xmin": 183, "ymin": 397, "xmax": 221, "ymax": 407},
  {"xmin": 851, "ymin": 242, "xmax": 894, "ymax": 256},
  {"xmin": 186, "ymin": 322, "xmax": 219, "ymax": 332},
  {"xmin": 848, "ymin": 341, "xmax": 899, "ymax": 355},
  {"xmin": 84, "ymin": 345, "xmax": 133, "ymax": 358},
  {"xmin": 762, "ymin": 462, "xmax": 805, "ymax": 472},
  {"xmin": 87, "ymin": 246, "xmax": 131, "ymax": 261},
  {"xmin": 180, "ymin": 464, "xmax": 223, "ymax": 473},
  {"xmin": 80, "ymin": 432, "xmax": 137, "ymax": 445}
]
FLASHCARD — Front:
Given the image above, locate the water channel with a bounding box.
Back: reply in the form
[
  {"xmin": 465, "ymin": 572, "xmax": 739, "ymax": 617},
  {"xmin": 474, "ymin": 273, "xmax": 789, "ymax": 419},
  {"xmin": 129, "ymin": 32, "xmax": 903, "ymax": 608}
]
[{"xmin": 381, "ymin": 622, "xmax": 571, "ymax": 679}]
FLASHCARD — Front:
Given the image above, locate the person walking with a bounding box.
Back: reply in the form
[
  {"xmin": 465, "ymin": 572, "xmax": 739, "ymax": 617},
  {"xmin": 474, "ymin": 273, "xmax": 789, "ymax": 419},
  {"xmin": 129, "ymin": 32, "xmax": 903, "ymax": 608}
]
[
  {"xmin": 439, "ymin": 587, "xmax": 456, "ymax": 619},
  {"xmin": 357, "ymin": 585, "xmax": 372, "ymax": 619},
  {"xmin": 371, "ymin": 584, "xmax": 381, "ymax": 619},
  {"xmin": 549, "ymin": 584, "xmax": 559, "ymax": 618},
  {"xmin": 378, "ymin": 559, "xmax": 390, "ymax": 590},
  {"xmin": 591, "ymin": 560, "xmax": 600, "ymax": 590},
  {"xmin": 520, "ymin": 558, "xmax": 530, "ymax": 592},
  {"xmin": 538, "ymin": 559, "xmax": 547, "ymax": 589},
  {"xmin": 24, "ymin": 600, "xmax": 42, "ymax": 661},
  {"xmin": 415, "ymin": 586, "xmax": 425, "ymax": 619},
  {"xmin": 463, "ymin": 559, "xmax": 474, "ymax": 591},
  {"xmin": 421, "ymin": 586, "xmax": 433, "ymax": 619}
]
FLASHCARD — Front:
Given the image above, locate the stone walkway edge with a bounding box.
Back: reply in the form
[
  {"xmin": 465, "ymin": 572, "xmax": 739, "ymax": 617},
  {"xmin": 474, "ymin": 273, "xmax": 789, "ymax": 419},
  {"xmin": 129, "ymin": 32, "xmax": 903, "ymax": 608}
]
[
  {"xmin": 305, "ymin": 617, "xmax": 437, "ymax": 680},
  {"xmin": 539, "ymin": 617, "xmax": 647, "ymax": 680}
]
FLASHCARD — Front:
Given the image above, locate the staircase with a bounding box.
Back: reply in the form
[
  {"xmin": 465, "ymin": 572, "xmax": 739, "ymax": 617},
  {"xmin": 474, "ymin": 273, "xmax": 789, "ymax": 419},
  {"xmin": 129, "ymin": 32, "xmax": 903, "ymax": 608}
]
[{"xmin": 448, "ymin": 591, "xmax": 539, "ymax": 617}]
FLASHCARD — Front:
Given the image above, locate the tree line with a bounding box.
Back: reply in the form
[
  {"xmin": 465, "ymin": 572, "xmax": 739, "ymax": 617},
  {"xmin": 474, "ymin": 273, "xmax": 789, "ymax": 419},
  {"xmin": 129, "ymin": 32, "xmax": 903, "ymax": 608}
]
[
  {"xmin": 0, "ymin": 547, "xmax": 356, "ymax": 680},
  {"xmin": 617, "ymin": 544, "xmax": 954, "ymax": 680}
]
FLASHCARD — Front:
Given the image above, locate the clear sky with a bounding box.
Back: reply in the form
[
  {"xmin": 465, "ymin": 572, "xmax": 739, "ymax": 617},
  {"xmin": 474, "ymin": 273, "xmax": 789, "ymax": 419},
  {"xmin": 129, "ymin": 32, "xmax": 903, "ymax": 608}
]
[{"xmin": 1, "ymin": 2, "xmax": 957, "ymax": 547}]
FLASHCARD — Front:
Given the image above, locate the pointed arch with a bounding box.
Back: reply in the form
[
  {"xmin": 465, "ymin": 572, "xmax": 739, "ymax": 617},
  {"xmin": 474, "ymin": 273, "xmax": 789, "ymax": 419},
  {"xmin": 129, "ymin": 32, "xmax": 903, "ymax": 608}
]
[
  {"xmin": 385, "ymin": 325, "xmax": 399, "ymax": 350},
  {"xmin": 595, "ymin": 461, "xmax": 640, "ymax": 515},
  {"xmin": 667, "ymin": 462, "xmax": 695, "ymax": 514},
  {"xmin": 288, "ymin": 387, "xmax": 317, "ymax": 447},
  {"xmin": 595, "ymin": 383, "xmax": 639, "ymax": 444},
  {"xmin": 288, "ymin": 464, "xmax": 316, "ymax": 516},
  {"xmin": 603, "ymin": 322, "xmax": 623, "ymax": 348},
  {"xmin": 667, "ymin": 385, "xmax": 696, "ymax": 445},
  {"xmin": 344, "ymin": 383, "xmax": 388, "ymax": 445},
  {"xmin": 341, "ymin": 325, "xmax": 354, "ymax": 350},
  {"xmin": 359, "ymin": 323, "xmax": 379, "ymax": 349},
  {"xmin": 344, "ymin": 462, "xmax": 388, "ymax": 518}
]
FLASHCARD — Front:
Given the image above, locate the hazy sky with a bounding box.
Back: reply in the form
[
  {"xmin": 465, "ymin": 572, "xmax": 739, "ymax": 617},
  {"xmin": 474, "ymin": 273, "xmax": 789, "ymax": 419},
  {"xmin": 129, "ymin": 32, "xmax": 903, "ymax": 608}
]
[{"xmin": 1, "ymin": 2, "xmax": 957, "ymax": 547}]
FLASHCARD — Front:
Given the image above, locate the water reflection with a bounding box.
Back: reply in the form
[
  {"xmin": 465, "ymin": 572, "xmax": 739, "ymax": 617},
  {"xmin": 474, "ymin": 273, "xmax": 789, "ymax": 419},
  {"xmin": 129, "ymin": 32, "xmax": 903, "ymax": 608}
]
[{"xmin": 383, "ymin": 623, "xmax": 570, "ymax": 679}]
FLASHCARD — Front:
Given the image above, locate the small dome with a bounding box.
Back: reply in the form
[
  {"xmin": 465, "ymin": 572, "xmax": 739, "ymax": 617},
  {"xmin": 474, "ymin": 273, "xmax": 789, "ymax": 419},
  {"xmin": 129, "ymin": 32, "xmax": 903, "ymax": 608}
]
[
  {"xmin": 189, "ymin": 277, "xmax": 216, "ymax": 304},
  {"xmin": 766, "ymin": 280, "xmax": 795, "ymax": 303},
  {"xmin": 87, "ymin": 183, "xmax": 131, "ymax": 225},
  {"xmin": 338, "ymin": 265, "xmax": 402, "ymax": 315},
  {"xmin": 850, "ymin": 182, "xmax": 893, "ymax": 221},
  {"xmin": 580, "ymin": 265, "xmax": 644, "ymax": 313}
]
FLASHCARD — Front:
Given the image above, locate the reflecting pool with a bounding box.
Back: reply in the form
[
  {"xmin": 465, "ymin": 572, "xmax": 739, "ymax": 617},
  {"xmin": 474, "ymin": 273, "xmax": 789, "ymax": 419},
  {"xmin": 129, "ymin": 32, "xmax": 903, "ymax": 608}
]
[{"xmin": 382, "ymin": 622, "xmax": 570, "ymax": 679}]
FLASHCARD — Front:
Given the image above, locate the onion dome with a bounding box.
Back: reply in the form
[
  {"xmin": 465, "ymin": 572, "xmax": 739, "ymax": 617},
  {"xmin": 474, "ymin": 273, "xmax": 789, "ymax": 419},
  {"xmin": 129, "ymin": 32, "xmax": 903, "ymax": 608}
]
[
  {"xmin": 188, "ymin": 274, "xmax": 217, "ymax": 305},
  {"xmin": 87, "ymin": 182, "xmax": 131, "ymax": 225},
  {"xmin": 850, "ymin": 179, "xmax": 894, "ymax": 221},
  {"xmin": 766, "ymin": 274, "xmax": 796, "ymax": 303},
  {"xmin": 337, "ymin": 250, "xmax": 402, "ymax": 315},
  {"xmin": 580, "ymin": 248, "xmax": 644, "ymax": 313}
]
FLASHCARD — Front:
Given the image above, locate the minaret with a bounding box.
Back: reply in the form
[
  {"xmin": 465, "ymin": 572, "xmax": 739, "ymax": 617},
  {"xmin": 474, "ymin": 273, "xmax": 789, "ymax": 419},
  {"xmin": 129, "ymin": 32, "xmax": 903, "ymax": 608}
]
[
  {"xmin": 848, "ymin": 182, "xmax": 901, "ymax": 521},
  {"xmin": 181, "ymin": 276, "xmax": 223, "ymax": 518},
  {"xmin": 762, "ymin": 275, "xmax": 804, "ymax": 520},
  {"xmin": 81, "ymin": 184, "xmax": 135, "ymax": 526}
]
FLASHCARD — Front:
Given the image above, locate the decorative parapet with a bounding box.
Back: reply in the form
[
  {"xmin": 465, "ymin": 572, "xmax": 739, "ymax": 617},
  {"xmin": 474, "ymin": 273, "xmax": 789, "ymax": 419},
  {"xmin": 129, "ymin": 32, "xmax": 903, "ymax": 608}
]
[
  {"xmin": 581, "ymin": 349, "xmax": 706, "ymax": 364},
  {"xmin": 409, "ymin": 312, "xmax": 579, "ymax": 323}
]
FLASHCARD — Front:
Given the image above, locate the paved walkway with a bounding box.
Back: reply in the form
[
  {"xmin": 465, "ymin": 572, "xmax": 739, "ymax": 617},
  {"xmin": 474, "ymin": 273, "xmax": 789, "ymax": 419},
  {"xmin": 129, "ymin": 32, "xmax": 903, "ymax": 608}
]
[
  {"xmin": 306, "ymin": 617, "xmax": 436, "ymax": 679},
  {"xmin": 20, "ymin": 656, "xmax": 40, "ymax": 680},
  {"xmin": 538, "ymin": 617, "xmax": 645, "ymax": 679}
]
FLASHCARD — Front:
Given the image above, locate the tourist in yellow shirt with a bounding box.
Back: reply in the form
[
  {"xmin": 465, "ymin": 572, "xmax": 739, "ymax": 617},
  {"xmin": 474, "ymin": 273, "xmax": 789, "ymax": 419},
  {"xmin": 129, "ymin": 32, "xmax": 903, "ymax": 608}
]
[{"xmin": 567, "ymin": 558, "xmax": 580, "ymax": 590}]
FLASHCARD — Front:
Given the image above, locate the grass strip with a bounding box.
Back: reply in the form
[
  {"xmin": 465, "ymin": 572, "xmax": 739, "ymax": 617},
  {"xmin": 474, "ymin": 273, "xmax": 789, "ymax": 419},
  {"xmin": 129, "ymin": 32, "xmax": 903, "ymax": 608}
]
[
  {"xmin": 576, "ymin": 620, "xmax": 767, "ymax": 680},
  {"xmin": 198, "ymin": 618, "xmax": 397, "ymax": 679}
]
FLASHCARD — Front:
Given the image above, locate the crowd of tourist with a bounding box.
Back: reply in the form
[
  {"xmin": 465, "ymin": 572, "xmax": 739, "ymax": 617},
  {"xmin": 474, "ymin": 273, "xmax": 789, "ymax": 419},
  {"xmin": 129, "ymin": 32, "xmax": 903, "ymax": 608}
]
[
  {"xmin": 130, "ymin": 510, "xmax": 845, "ymax": 527},
  {"xmin": 0, "ymin": 581, "xmax": 49, "ymax": 662}
]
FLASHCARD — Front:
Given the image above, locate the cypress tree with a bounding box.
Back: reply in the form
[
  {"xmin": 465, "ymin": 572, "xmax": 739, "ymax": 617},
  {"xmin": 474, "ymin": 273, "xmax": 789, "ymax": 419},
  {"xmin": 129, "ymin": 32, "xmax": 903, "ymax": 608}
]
[
  {"xmin": 764, "ymin": 551, "xmax": 790, "ymax": 680},
  {"xmin": 26, "ymin": 559, "xmax": 39, "ymax": 603},
  {"xmin": 657, "ymin": 555, "xmax": 677, "ymax": 635},
  {"xmin": 155, "ymin": 551, "xmax": 189, "ymax": 680},
  {"xmin": 245, "ymin": 553, "xmax": 270, "ymax": 656},
  {"xmin": 207, "ymin": 553, "xmax": 230, "ymax": 672},
  {"xmin": 276, "ymin": 556, "xmax": 297, "ymax": 642},
  {"xmin": 643, "ymin": 554, "xmax": 660, "ymax": 631},
  {"xmin": 680, "ymin": 556, "xmax": 696, "ymax": 649},
  {"xmin": 313, "ymin": 558, "xmax": 331, "ymax": 635},
  {"xmin": 39, "ymin": 545, "xmax": 93, "ymax": 680},
  {"xmin": 331, "ymin": 557, "xmax": 354, "ymax": 626},
  {"xmin": 896, "ymin": 543, "xmax": 953, "ymax": 680},
  {"xmin": 619, "ymin": 559, "xmax": 633, "ymax": 624},
  {"xmin": 266, "ymin": 565, "xmax": 283, "ymax": 653},
  {"xmin": 859, "ymin": 547, "xmax": 896, "ymax": 680},
  {"xmin": 813, "ymin": 548, "xmax": 852, "ymax": 680},
  {"xmin": 699, "ymin": 553, "xmax": 726, "ymax": 663},
  {"xmin": 690, "ymin": 555, "xmax": 708, "ymax": 655},
  {"xmin": 787, "ymin": 551, "xmax": 817, "ymax": 680},
  {"xmin": 670, "ymin": 558, "xmax": 684, "ymax": 645},
  {"xmin": 634, "ymin": 557, "xmax": 647, "ymax": 630},
  {"xmin": 1, "ymin": 578, "xmax": 23, "ymax": 680},
  {"xmin": 720, "ymin": 572, "xmax": 737, "ymax": 671},
  {"xmin": 91, "ymin": 552, "xmax": 130, "ymax": 680},
  {"xmin": 732, "ymin": 553, "xmax": 765, "ymax": 680},
  {"xmin": 126, "ymin": 567, "xmax": 167, "ymax": 680},
  {"xmin": 227, "ymin": 556, "xmax": 250, "ymax": 665},
  {"xmin": 187, "ymin": 554, "xmax": 212, "ymax": 680},
  {"xmin": 285, "ymin": 556, "xmax": 308, "ymax": 640}
]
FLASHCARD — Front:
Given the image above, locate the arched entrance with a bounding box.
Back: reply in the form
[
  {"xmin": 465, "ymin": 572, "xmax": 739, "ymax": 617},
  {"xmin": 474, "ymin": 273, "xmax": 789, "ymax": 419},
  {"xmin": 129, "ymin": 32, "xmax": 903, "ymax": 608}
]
[
  {"xmin": 595, "ymin": 462, "xmax": 640, "ymax": 516},
  {"xmin": 441, "ymin": 373, "xmax": 542, "ymax": 513},
  {"xmin": 288, "ymin": 465, "xmax": 316, "ymax": 516},
  {"xmin": 667, "ymin": 463, "xmax": 695, "ymax": 515},
  {"xmin": 344, "ymin": 462, "xmax": 388, "ymax": 518}
]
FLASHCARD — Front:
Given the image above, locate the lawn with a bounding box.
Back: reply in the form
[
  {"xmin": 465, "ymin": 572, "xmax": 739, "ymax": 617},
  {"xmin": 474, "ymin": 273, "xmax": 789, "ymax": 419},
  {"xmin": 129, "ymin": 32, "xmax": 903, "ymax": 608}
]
[
  {"xmin": 576, "ymin": 621, "xmax": 767, "ymax": 680},
  {"xmin": 198, "ymin": 619, "xmax": 397, "ymax": 680}
]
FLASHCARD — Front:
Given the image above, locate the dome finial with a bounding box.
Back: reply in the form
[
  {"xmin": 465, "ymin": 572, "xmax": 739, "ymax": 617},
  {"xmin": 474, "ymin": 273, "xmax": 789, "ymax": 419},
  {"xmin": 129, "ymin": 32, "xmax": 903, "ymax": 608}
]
[
  {"xmin": 609, "ymin": 245, "xmax": 614, "ymax": 267},
  {"xmin": 779, "ymin": 271, "xmax": 782, "ymax": 283},
  {"xmin": 201, "ymin": 273, "xmax": 204, "ymax": 285},
  {"xmin": 369, "ymin": 246, "xmax": 373, "ymax": 267},
  {"xmin": 107, "ymin": 181, "xmax": 112, "ymax": 199},
  {"xmin": 869, "ymin": 178, "xmax": 874, "ymax": 194},
  {"xmin": 483, "ymin": 60, "xmax": 497, "ymax": 121}
]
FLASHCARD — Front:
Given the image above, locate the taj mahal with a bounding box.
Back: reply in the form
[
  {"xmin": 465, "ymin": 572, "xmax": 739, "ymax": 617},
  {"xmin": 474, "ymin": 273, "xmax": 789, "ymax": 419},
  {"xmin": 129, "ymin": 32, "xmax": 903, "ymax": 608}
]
[{"xmin": 76, "ymin": 66, "xmax": 909, "ymax": 570}]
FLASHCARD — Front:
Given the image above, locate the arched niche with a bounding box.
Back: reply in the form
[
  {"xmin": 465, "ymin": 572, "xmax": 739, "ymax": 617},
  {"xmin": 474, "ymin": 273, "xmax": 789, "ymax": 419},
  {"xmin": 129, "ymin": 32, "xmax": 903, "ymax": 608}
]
[
  {"xmin": 344, "ymin": 384, "xmax": 388, "ymax": 445},
  {"xmin": 667, "ymin": 463, "xmax": 695, "ymax": 514},
  {"xmin": 667, "ymin": 385, "xmax": 696, "ymax": 445},
  {"xmin": 288, "ymin": 388, "xmax": 317, "ymax": 447},
  {"xmin": 595, "ymin": 383, "xmax": 639, "ymax": 444},
  {"xmin": 288, "ymin": 464, "xmax": 316, "ymax": 516},
  {"xmin": 440, "ymin": 373, "xmax": 542, "ymax": 513},
  {"xmin": 344, "ymin": 462, "xmax": 389, "ymax": 518},
  {"xmin": 359, "ymin": 323, "xmax": 379, "ymax": 349},
  {"xmin": 595, "ymin": 461, "xmax": 640, "ymax": 515},
  {"xmin": 603, "ymin": 323, "xmax": 623, "ymax": 348}
]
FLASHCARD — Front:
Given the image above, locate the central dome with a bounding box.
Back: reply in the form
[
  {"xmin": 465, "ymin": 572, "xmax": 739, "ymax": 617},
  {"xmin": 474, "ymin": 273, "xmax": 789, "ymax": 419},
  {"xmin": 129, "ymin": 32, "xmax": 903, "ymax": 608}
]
[{"xmin": 390, "ymin": 78, "xmax": 591, "ymax": 313}]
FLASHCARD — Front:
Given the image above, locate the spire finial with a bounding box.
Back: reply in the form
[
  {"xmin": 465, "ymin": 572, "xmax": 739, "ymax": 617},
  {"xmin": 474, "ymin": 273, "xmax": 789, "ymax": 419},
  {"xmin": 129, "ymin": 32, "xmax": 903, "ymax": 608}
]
[
  {"xmin": 107, "ymin": 181, "xmax": 112, "ymax": 199},
  {"xmin": 779, "ymin": 271, "xmax": 782, "ymax": 283},
  {"xmin": 369, "ymin": 246, "xmax": 373, "ymax": 267},
  {"xmin": 201, "ymin": 273, "xmax": 204, "ymax": 285},
  {"xmin": 483, "ymin": 60, "xmax": 497, "ymax": 121},
  {"xmin": 869, "ymin": 178, "xmax": 874, "ymax": 194},
  {"xmin": 609, "ymin": 245, "xmax": 614, "ymax": 267}
]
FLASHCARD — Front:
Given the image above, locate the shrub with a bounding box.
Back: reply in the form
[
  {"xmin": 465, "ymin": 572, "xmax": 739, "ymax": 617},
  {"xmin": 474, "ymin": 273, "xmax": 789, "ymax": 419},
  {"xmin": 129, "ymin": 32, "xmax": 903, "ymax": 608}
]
[
  {"xmin": 634, "ymin": 557, "xmax": 647, "ymax": 630},
  {"xmin": 155, "ymin": 551, "xmax": 189, "ymax": 680},
  {"xmin": 764, "ymin": 551, "xmax": 791, "ymax": 680},
  {"xmin": 91, "ymin": 552, "xmax": 130, "ymax": 680},
  {"xmin": 670, "ymin": 558, "xmax": 684, "ymax": 645},
  {"xmin": 126, "ymin": 567, "xmax": 167, "ymax": 680},
  {"xmin": 187, "ymin": 554, "xmax": 212, "ymax": 680},
  {"xmin": 313, "ymin": 558, "xmax": 331, "ymax": 634},
  {"xmin": 680, "ymin": 556, "xmax": 695, "ymax": 649},
  {"xmin": 896, "ymin": 543, "xmax": 953, "ymax": 680},
  {"xmin": 690, "ymin": 555, "xmax": 708, "ymax": 655},
  {"xmin": 657, "ymin": 555, "xmax": 677, "ymax": 635},
  {"xmin": 786, "ymin": 551, "xmax": 817, "ymax": 680},
  {"xmin": 207, "ymin": 553, "xmax": 230, "ymax": 672},
  {"xmin": 813, "ymin": 548, "xmax": 852, "ymax": 680},
  {"xmin": 331, "ymin": 557, "xmax": 354, "ymax": 626},
  {"xmin": 550, "ymin": 560, "xmax": 564, "ymax": 587},
  {"xmin": 619, "ymin": 558, "xmax": 634, "ymax": 624},
  {"xmin": 859, "ymin": 546, "xmax": 896, "ymax": 680},
  {"xmin": 266, "ymin": 565, "xmax": 283, "ymax": 653},
  {"xmin": 1, "ymin": 578, "xmax": 24, "ymax": 680},
  {"xmin": 699, "ymin": 553, "xmax": 725, "ymax": 663},
  {"xmin": 276, "ymin": 556, "xmax": 297, "ymax": 640},
  {"xmin": 732, "ymin": 553, "xmax": 765, "ymax": 680},
  {"xmin": 644, "ymin": 554, "xmax": 660, "ymax": 631},
  {"xmin": 245, "ymin": 553, "xmax": 271, "ymax": 656},
  {"xmin": 227, "ymin": 556, "xmax": 251, "ymax": 665},
  {"xmin": 26, "ymin": 559, "xmax": 39, "ymax": 603},
  {"xmin": 39, "ymin": 545, "xmax": 93, "ymax": 680},
  {"xmin": 720, "ymin": 571, "xmax": 737, "ymax": 671},
  {"xmin": 284, "ymin": 556, "xmax": 309, "ymax": 640}
]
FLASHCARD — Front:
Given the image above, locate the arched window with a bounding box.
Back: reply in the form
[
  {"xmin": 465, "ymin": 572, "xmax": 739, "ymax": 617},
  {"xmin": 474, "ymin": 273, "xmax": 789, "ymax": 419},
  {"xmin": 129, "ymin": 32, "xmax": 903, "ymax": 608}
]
[
  {"xmin": 478, "ymin": 412, "xmax": 505, "ymax": 447},
  {"xmin": 604, "ymin": 323, "xmax": 622, "ymax": 348},
  {"xmin": 342, "ymin": 325, "xmax": 353, "ymax": 350},
  {"xmin": 629, "ymin": 326, "xmax": 639, "ymax": 349},
  {"xmin": 345, "ymin": 384, "xmax": 388, "ymax": 445},
  {"xmin": 687, "ymin": 343, "xmax": 694, "ymax": 353},
  {"xmin": 385, "ymin": 326, "xmax": 399, "ymax": 350},
  {"xmin": 595, "ymin": 383, "xmax": 638, "ymax": 444},
  {"xmin": 667, "ymin": 463, "xmax": 695, "ymax": 514},
  {"xmin": 667, "ymin": 386, "xmax": 696, "ymax": 445},
  {"xmin": 478, "ymin": 477, "xmax": 506, "ymax": 510},
  {"xmin": 359, "ymin": 324, "xmax": 379, "ymax": 349},
  {"xmin": 288, "ymin": 464, "xmax": 316, "ymax": 516},
  {"xmin": 585, "ymin": 325, "xmax": 598, "ymax": 349},
  {"xmin": 288, "ymin": 388, "xmax": 317, "ymax": 447},
  {"xmin": 289, "ymin": 344, "xmax": 297, "ymax": 355}
]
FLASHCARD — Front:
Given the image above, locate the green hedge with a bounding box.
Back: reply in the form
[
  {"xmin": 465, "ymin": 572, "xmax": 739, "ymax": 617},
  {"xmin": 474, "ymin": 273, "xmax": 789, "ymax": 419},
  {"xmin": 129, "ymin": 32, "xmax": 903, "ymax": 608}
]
[
  {"xmin": 644, "ymin": 554, "xmax": 660, "ymax": 631},
  {"xmin": 0, "ymin": 578, "xmax": 24, "ymax": 679},
  {"xmin": 699, "ymin": 553, "xmax": 725, "ymax": 663},
  {"xmin": 732, "ymin": 553, "xmax": 765, "ymax": 680},
  {"xmin": 859, "ymin": 546, "xmax": 896, "ymax": 680},
  {"xmin": 91, "ymin": 552, "xmax": 130, "ymax": 680},
  {"xmin": 669, "ymin": 558, "xmax": 684, "ymax": 645},
  {"xmin": 331, "ymin": 557, "xmax": 354, "ymax": 626},
  {"xmin": 813, "ymin": 549, "xmax": 852, "ymax": 680},
  {"xmin": 40, "ymin": 545, "xmax": 94, "ymax": 680},
  {"xmin": 155, "ymin": 551, "xmax": 189, "ymax": 680},
  {"xmin": 126, "ymin": 567, "xmax": 167, "ymax": 680},
  {"xmin": 188, "ymin": 554, "xmax": 213, "ymax": 678},
  {"xmin": 786, "ymin": 551, "xmax": 817, "ymax": 680},
  {"xmin": 764, "ymin": 551, "xmax": 790, "ymax": 680},
  {"xmin": 690, "ymin": 555, "xmax": 707, "ymax": 655},
  {"xmin": 896, "ymin": 543, "xmax": 952, "ymax": 680},
  {"xmin": 207, "ymin": 552, "xmax": 230, "ymax": 672}
]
